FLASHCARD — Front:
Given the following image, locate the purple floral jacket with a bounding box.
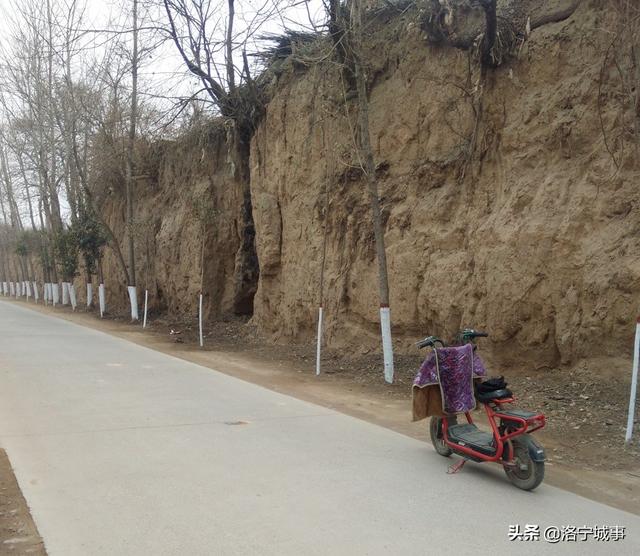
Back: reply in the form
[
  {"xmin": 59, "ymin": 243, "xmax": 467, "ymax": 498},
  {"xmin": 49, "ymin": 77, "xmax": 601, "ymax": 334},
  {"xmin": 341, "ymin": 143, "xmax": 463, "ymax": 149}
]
[{"xmin": 413, "ymin": 344, "xmax": 486, "ymax": 414}]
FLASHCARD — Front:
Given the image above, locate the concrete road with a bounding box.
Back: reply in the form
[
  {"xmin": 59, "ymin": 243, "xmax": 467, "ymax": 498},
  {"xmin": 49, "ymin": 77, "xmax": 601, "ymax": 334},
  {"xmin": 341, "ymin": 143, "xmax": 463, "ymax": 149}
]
[{"xmin": 0, "ymin": 300, "xmax": 638, "ymax": 555}]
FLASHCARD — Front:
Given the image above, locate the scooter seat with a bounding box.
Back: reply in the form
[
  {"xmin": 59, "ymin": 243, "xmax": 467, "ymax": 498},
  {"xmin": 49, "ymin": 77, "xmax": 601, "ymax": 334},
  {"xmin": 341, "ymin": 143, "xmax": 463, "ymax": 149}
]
[{"xmin": 476, "ymin": 388, "xmax": 513, "ymax": 403}]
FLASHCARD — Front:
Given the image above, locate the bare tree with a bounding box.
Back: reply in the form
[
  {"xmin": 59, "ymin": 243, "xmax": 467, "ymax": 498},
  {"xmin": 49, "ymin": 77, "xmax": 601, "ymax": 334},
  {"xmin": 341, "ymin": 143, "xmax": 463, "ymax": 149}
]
[
  {"xmin": 320, "ymin": 1, "xmax": 397, "ymax": 381},
  {"xmin": 350, "ymin": 0, "xmax": 394, "ymax": 382},
  {"xmin": 126, "ymin": 0, "xmax": 141, "ymax": 318},
  {"xmin": 161, "ymin": 0, "xmax": 277, "ymax": 314},
  {"xmin": 161, "ymin": 0, "xmax": 266, "ymax": 127}
]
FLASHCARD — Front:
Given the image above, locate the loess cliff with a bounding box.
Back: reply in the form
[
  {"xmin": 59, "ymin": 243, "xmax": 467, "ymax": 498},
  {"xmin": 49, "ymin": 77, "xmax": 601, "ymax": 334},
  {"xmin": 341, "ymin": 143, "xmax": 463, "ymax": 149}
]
[{"xmin": 95, "ymin": 0, "xmax": 640, "ymax": 370}]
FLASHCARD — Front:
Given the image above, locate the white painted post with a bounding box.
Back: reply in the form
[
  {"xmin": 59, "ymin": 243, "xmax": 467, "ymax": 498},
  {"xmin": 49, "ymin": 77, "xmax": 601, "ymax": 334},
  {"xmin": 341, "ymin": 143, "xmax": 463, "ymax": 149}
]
[
  {"xmin": 625, "ymin": 318, "xmax": 640, "ymax": 443},
  {"xmin": 25, "ymin": 281, "xmax": 31, "ymax": 301},
  {"xmin": 9, "ymin": 282, "xmax": 15, "ymax": 297},
  {"xmin": 2, "ymin": 282, "xmax": 7, "ymax": 296},
  {"xmin": 143, "ymin": 289, "xmax": 148, "ymax": 328},
  {"xmin": 33, "ymin": 281, "xmax": 39, "ymax": 303},
  {"xmin": 69, "ymin": 284, "xmax": 77, "ymax": 310},
  {"xmin": 86, "ymin": 283, "xmax": 93, "ymax": 308},
  {"xmin": 62, "ymin": 282, "xmax": 70, "ymax": 305},
  {"xmin": 52, "ymin": 283, "xmax": 60, "ymax": 306},
  {"xmin": 198, "ymin": 293, "xmax": 204, "ymax": 347},
  {"xmin": 380, "ymin": 306, "xmax": 394, "ymax": 384},
  {"xmin": 128, "ymin": 286, "xmax": 139, "ymax": 321},
  {"xmin": 15, "ymin": 281, "xmax": 20, "ymax": 297},
  {"xmin": 98, "ymin": 283, "xmax": 106, "ymax": 318},
  {"xmin": 316, "ymin": 306, "xmax": 324, "ymax": 376},
  {"xmin": 43, "ymin": 283, "xmax": 49, "ymax": 305}
]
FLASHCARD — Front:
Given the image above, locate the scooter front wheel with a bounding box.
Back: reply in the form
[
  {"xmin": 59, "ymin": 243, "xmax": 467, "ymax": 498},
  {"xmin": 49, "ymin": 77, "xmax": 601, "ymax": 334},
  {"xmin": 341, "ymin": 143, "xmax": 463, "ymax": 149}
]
[
  {"xmin": 504, "ymin": 436, "xmax": 545, "ymax": 491},
  {"xmin": 429, "ymin": 416, "xmax": 453, "ymax": 457}
]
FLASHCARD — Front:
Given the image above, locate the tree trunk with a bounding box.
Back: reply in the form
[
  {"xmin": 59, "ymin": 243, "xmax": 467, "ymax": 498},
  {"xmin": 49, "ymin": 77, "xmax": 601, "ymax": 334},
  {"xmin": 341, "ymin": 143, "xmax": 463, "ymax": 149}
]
[
  {"xmin": 0, "ymin": 243, "xmax": 8, "ymax": 287},
  {"xmin": 350, "ymin": 0, "xmax": 394, "ymax": 383},
  {"xmin": 18, "ymin": 154, "xmax": 38, "ymax": 230},
  {"xmin": 125, "ymin": 0, "xmax": 139, "ymax": 289},
  {"xmin": 0, "ymin": 143, "xmax": 24, "ymax": 231},
  {"xmin": 122, "ymin": 0, "xmax": 140, "ymax": 320}
]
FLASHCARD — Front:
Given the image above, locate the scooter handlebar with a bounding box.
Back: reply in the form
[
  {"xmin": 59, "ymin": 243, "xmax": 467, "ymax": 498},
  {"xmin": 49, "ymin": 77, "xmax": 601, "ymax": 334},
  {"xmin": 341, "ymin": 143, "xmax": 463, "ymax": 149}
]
[
  {"xmin": 460, "ymin": 329, "xmax": 489, "ymax": 340},
  {"xmin": 416, "ymin": 336, "xmax": 445, "ymax": 349}
]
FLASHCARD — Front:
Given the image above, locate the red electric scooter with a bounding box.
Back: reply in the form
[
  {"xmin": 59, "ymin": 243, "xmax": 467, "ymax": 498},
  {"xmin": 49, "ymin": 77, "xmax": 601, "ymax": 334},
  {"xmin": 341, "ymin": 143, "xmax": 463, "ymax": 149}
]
[{"xmin": 419, "ymin": 330, "xmax": 547, "ymax": 490}]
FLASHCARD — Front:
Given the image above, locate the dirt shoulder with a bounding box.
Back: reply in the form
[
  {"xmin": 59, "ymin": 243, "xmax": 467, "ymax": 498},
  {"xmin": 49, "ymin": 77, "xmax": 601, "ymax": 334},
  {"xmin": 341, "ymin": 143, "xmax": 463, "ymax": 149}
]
[
  {"xmin": 0, "ymin": 448, "xmax": 45, "ymax": 555},
  {"xmin": 3, "ymin": 298, "xmax": 640, "ymax": 515}
]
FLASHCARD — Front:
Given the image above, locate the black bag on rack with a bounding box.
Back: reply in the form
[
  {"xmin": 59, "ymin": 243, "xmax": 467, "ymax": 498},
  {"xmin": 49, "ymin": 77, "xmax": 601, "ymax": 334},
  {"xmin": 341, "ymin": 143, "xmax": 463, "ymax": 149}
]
[
  {"xmin": 476, "ymin": 376, "xmax": 508, "ymax": 395},
  {"xmin": 475, "ymin": 376, "xmax": 512, "ymax": 402}
]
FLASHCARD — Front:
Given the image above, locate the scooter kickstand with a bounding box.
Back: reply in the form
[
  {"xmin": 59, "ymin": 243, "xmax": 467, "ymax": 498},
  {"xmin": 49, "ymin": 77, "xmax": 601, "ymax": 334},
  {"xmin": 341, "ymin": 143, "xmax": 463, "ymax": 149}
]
[{"xmin": 447, "ymin": 459, "xmax": 467, "ymax": 474}]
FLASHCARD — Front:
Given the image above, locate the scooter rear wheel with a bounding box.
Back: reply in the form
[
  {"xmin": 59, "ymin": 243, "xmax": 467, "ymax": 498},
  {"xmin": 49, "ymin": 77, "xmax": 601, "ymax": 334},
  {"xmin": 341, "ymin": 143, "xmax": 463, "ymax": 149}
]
[
  {"xmin": 430, "ymin": 416, "xmax": 453, "ymax": 457},
  {"xmin": 504, "ymin": 437, "xmax": 545, "ymax": 491}
]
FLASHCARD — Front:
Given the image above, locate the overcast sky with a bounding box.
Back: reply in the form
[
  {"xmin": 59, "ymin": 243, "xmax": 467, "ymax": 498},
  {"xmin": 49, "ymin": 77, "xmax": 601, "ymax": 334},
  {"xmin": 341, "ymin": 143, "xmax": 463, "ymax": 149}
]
[
  {"xmin": 0, "ymin": 0, "xmax": 325, "ymax": 223},
  {"xmin": 0, "ymin": 0, "xmax": 325, "ymax": 119}
]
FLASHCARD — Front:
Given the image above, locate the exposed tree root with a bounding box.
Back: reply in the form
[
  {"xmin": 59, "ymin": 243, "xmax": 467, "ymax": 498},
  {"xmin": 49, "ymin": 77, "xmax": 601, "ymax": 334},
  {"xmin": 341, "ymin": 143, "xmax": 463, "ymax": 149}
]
[{"xmin": 420, "ymin": 0, "xmax": 583, "ymax": 66}]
